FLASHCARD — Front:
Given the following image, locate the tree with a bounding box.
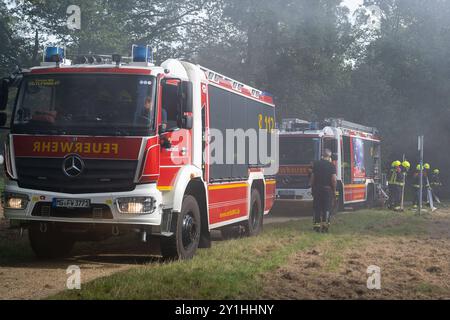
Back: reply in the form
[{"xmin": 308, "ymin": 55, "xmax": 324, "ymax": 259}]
[
  {"xmin": 198, "ymin": 0, "xmax": 354, "ymax": 121},
  {"xmin": 0, "ymin": 1, "xmax": 31, "ymax": 76},
  {"xmin": 7, "ymin": 0, "xmax": 225, "ymax": 63},
  {"xmin": 343, "ymin": 0, "xmax": 450, "ymax": 191}
]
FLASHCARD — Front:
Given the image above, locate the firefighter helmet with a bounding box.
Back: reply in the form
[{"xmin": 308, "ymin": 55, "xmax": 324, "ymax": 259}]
[
  {"xmin": 424, "ymin": 163, "xmax": 431, "ymax": 170},
  {"xmin": 434, "ymin": 169, "xmax": 440, "ymax": 174},
  {"xmin": 402, "ymin": 161, "xmax": 411, "ymax": 170},
  {"xmin": 416, "ymin": 164, "xmax": 422, "ymax": 171},
  {"xmin": 392, "ymin": 160, "xmax": 401, "ymax": 167}
]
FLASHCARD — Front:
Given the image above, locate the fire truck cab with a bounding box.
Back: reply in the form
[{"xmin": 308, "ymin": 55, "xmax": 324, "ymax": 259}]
[
  {"xmin": 275, "ymin": 118, "xmax": 382, "ymax": 211},
  {"xmin": 0, "ymin": 46, "xmax": 276, "ymax": 260}
]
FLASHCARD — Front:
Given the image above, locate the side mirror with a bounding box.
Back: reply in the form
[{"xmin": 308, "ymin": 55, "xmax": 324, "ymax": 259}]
[
  {"xmin": 0, "ymin": 112, "xmax": 8, "ymax": 127},
  {"xmin": 0, "ymin": 79, "xmax": 9, "ymax": 111},
  {"xmin": 181, "ymin": 81, "xmax": 193, "ymax": 114},
  {"xmin": 183, "ymin": 114, "xmax": 193, "ymax": 130},
  {"xmin": 180, "ymin": 81, "xmax": 193, "ymax": 130}
]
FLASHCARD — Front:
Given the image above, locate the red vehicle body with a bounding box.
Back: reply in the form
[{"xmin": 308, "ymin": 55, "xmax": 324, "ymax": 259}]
[{"xmin": 0, "ymin": 48, "xmax": 277, "ymax": 259}]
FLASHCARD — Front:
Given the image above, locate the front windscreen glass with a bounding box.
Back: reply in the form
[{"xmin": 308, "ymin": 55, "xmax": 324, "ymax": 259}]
[
  {"xmin": 280, "ymin": 137, "xmax": 321, "ymax": 165},
  {"xmin": 13, "ymin": 74, "xmax": 156, "ymax": 136}
]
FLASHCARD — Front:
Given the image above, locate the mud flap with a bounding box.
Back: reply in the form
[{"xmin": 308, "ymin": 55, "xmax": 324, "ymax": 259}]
[
  {"xmin": 199, "ymin": 230, "xmax": 211, "ymax": 249},
  {"xmin": 161, "ymin": 209, "xmax": 176, "ymax": 237}
]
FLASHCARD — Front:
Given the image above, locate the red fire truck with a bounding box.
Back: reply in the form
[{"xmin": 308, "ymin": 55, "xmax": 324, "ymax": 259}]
[
  {"xmin": 0, "ymin": 46, "xmax": 276, "ymax": 259},
  {"xmin": 275, "ymin": 118, "xmax": 382, "ymax": 211}
]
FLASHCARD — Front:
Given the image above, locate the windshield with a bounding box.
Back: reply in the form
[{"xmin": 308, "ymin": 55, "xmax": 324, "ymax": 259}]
[
  {"xmin": 280, "ymin": 137, "xmax": 321, "ymax": 165},
  {"xmin": 12, "ymin": 74, "xmax": 156, "ymax": 136}
]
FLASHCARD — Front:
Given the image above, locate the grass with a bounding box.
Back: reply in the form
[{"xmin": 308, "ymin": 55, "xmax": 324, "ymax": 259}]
[{"xmin": 50, "ymin": 208, "xmax": 436, "ymax": 300}]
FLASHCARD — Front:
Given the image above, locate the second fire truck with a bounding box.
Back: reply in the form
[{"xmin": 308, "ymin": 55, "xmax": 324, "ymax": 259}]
[{"xmin": 275, "ymin": 118, "xmax": 382, "ymax": 212}]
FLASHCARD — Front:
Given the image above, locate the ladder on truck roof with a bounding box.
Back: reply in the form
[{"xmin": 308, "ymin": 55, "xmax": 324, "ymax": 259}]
[
  {"xmin": 199, "ymin": 66, "xmax": 267, "ymax": 99},
  {"xmin": 324, "ymin": 118, "xmax": 379, "ymax": 135}
]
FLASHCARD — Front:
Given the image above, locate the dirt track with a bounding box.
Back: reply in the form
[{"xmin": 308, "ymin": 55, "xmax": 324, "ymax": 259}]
[
  {"xmin": 261, "ymin": 208, "xmax": 450, "ymax": 299},
  {"xmin": 0, "ymin": 217, "xmax": 162, "ymax": 300}
]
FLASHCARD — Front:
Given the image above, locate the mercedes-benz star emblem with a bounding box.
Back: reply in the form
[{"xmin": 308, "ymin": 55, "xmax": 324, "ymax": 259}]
[{"xmin": 62, "ymin": 156, "xmax": 85, "ymax": 178}]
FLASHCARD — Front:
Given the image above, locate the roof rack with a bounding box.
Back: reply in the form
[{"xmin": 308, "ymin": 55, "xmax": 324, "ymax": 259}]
[
  {"xmin": 67, "ymin": 54, "xmax": 133, "ymax": 65},
  {"xmin": 281, "ymin": 118, "xmax": 312, "ymax": 132},
  {"xmin": 324, "ymin": 118, "xmax": 379, "ymax": 135}
]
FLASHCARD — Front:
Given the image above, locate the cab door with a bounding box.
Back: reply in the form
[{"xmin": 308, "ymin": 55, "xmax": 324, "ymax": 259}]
[{"xmin": 157, "ymin": 78, "xmax": 193, "ymax": 191}]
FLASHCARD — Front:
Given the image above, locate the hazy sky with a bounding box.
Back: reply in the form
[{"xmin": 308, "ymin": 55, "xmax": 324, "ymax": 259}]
[{"xmin": 342, "ymin": 0, "xmax": 363, "ymax": 13}]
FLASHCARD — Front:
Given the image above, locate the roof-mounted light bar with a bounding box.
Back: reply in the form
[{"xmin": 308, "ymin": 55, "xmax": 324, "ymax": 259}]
[
  {"xmin": 42, "ymin": 46, "xmax": 71, "ymax": 66},
  {"xmin": 131, "ymin": 45, "xmax": 154, "ymax": 66},
  {"xmin": 44, "ymin": 46, "xmax": 64, "ymax": 62}
]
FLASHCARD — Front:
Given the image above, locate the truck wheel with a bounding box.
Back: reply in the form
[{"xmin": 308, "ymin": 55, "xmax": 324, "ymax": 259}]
[
  {"xmin": 160, "ymin": 195, "xmax": 201, "ymax": 260},
  {"xmin": 244, "ymin": 189, "xmax": 263, "ymax": 237},
  {"xmin": 29, "ymin": 223, "xmax": 75, "ymax": 260}
]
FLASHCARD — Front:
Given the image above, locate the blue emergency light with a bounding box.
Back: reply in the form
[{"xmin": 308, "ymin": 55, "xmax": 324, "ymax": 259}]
[
  {"xmin": 310, "ymin": 122, "xmax": 320, "ymax": 130},
  {"xmin": 132, "ymin": 45, "xmax": 153, "ymax": 63},
  {"xmin": 44, "ymin": 47, "xmax": 65, "ymax": 63}
]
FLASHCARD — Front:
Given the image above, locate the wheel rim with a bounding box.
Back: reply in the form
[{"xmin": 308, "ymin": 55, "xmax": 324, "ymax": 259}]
[{"xmin": 182, "ymin": 212, "xmax": 198, "ymax": 250}]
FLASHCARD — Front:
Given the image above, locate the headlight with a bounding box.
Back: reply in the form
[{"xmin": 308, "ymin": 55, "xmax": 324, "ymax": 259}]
[
  {"xmin": 116, "ymin": 197, "xmax": 156, "ymax": 215},
  {"xmin": 2, "ymin": 193, "xmax": 30, "ymax": 210}
]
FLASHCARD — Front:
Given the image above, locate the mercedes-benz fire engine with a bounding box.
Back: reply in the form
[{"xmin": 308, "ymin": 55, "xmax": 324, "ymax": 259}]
[
  {"xmin": 274, "ymin": 118, "xmax": 382, "ymax": 212},
  {"xmin": 0, "ymin": 46, "xmax": 276, "ymax": 260}
]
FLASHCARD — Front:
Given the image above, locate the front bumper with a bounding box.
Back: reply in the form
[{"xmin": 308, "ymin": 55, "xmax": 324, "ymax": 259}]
[{"xmin": 3, "ymin": 181, "xmax": 164, "ymax": 227}]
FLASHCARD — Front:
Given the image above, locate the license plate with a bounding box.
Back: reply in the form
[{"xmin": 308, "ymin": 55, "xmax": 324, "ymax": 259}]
[
  {"xmin": 53, "ymin": 199, "xmax": 91, "ymax": 209},
  {"xmin": 278, "ymin": 190, "xmax": 295, "ymax": 196}
]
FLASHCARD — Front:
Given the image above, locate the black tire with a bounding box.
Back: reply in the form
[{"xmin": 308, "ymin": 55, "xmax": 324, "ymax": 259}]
[
  {"xmin": 243, "ymin": 189, "xmax": 263, "ymax": 237},
  {"xmin": 160, "ymin": 195, "xmax": 201, "ymax": 260},
  {"xmin": 29, "ymin": 223, "xmax": 75, "ymax": 260}
]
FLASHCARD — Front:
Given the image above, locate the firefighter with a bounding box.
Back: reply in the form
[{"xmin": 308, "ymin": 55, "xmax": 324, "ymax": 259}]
[
  {"xmin": 400, "ymin": 161, "xmax": 411, "ymax": 208},
  {"xmin": 402, "ymin": 161, "xmax": 411, "ymax": 173},
  {"xmin": 310, "ymin": 149, "xmax": 337, "ymax": 233},
  {"xmin": 430, "ymin": 168, "xmax": 442, "ymax": 202},
  {"xmin": 423, "ymin": 163, "xmax": 431, "ymax": 204},
  {"xmin": 412, "ymin": 164, "xmax": 422, "ymax": 209},
  {"xmin": 388, "ymin": 160, "xmax": 403, "ymax": 210}
]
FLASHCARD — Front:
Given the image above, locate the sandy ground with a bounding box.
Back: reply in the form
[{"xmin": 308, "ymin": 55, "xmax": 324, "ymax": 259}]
[{"xmin": 260, "ymin": 207, "xmax": 450, "ymax": 300}]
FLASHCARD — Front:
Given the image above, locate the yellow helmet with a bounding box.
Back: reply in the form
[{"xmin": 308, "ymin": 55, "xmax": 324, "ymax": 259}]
[
  {"xmin": 424, "ymin": 163, "xmax": 431, "ymax": 170},
  {"xmin": 402, "ymin": 161, "xmax": 411, "ymax": 170},
  {"xmin": 416, "ymin": 164, "xmax": 422, "ymax": 171},
  {"xmin": 433, "ymin": 169, "xmax": 440, "ymax": 174},
  {"xmin": 392, "ymin": 161, "xmax": 401, "ymax": 167}
]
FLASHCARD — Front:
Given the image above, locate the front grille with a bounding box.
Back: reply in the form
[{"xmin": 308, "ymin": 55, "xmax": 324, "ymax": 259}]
[
  {"xmin": 32, "ymin": 202, "xmax": 113, "ymax": 219},
  {"xmin": 16, "ymin": 158, "xmax": 137, "ymax": 194},
  {"xmin": 276, "ymin": 175, "xmax": 310, "ymax": 189}
]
